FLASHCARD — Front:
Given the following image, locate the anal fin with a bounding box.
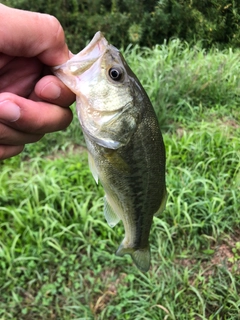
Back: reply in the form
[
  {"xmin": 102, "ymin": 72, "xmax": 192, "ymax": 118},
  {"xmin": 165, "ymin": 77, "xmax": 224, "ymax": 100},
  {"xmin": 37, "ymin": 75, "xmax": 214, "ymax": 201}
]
[{"xmin": 116, "ymin": 243, "xmax": 150, "ymax": 272}]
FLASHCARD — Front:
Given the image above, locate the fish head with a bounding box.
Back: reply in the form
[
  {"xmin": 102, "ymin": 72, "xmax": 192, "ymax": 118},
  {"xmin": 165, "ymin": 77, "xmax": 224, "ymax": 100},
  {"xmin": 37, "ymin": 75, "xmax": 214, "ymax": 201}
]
[{"xmin": 53, "ymin": 32, "xmax": 141, "ymax": 149}]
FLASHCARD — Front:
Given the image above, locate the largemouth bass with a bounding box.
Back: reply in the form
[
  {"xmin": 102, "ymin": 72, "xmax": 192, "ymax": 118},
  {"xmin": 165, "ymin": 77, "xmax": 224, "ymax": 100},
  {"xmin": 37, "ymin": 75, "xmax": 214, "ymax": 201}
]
[{"xmin": 53, "ymin": 32, "xmax": 167, "ymax": 272}]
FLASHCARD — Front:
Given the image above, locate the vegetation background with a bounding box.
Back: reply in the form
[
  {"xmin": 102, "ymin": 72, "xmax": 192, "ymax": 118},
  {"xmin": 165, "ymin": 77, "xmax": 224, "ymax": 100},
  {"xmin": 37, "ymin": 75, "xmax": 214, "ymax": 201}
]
[
  {"xmin": 2, "ymin": 0, "xmax": 240, "ymax": 52},
  {"xmin": 0, "ymin": 1, "xmax": 240, "ymax": 319}
]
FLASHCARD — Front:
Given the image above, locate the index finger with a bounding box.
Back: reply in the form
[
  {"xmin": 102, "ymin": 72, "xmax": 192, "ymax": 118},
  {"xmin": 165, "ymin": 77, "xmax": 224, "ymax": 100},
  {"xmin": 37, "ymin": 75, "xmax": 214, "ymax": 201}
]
[{"xmin": 0, "ymin": 4, "xmax": 69, "ymax": 66}]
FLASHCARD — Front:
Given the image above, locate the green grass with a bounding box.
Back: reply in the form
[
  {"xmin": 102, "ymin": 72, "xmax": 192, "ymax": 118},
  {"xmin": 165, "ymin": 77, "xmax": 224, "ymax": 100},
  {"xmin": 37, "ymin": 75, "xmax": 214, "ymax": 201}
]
[
  {"xmin": 0, "ymin": 40, "xmax": 240, "ymax": 319},
  {"xmin": 125, "ymin": 40, "xmax": 240, "ymax": 126}
]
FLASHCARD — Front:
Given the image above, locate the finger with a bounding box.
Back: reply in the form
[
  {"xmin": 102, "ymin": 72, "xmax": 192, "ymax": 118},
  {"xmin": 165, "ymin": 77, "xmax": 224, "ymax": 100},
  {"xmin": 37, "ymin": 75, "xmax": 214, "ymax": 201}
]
[
  {"xmin": 0, "ymin": 145, "xmax": 24, "ymax": 161},
  {"xmin": 33, "ymin": 75, "xmax": 76, "ymax": 107},
  {"xmin": 0, "ymin": 92, "xmax": 73, "ymax": 134},
  {"xmin": 0, "ymin": 122, "xmax": 43, "ymax": 145},
  {"xmin": 0, "ymin": 53, "xmax": 14, "ymax": 69},
  {"xmin": 0, "ymin": 4, "xmax": 69, "ymax": 66},
  {"xmin": 0, "ymin": 57, "xmax": 42, "ymax": 95}
]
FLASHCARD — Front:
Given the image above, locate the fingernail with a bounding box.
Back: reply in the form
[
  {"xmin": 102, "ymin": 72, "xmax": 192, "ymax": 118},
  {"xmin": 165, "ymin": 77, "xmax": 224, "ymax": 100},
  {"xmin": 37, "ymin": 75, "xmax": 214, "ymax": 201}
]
[
  {"xmin": 40, "ymin": 82, "xmax": 61, "ymax": 100},
  {"xmin": 0, "ymin": 100, "xmax": 20, "ymax": 122}
]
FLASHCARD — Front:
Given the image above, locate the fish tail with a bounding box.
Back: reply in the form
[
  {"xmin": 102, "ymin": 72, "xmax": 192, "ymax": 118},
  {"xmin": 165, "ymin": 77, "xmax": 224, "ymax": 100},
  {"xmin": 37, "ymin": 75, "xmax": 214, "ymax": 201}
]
[{"xmin": 116, "ymin": 244, "xmax": 150, "ymax": 272}]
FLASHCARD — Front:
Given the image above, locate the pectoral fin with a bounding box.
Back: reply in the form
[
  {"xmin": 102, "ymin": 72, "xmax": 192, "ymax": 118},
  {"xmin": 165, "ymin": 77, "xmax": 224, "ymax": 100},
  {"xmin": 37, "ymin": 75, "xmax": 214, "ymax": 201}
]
[
  {"xmin": 104, "ymin": 196, "xmax": 121, "ymax": 227},
  {"xmin": 103, "ymin": 149, "xmax": 130, "ymax": 173},
  {"xmin": 87, "ymin": 152, "xmax": 98, "ymax": 184}
]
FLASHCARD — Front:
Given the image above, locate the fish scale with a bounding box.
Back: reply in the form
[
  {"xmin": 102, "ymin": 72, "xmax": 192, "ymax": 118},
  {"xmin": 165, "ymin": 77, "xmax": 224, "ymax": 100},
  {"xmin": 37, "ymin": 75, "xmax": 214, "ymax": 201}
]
[{"xmin": 53, "ymin": 31, "xmax": 167, "ymax": 272}]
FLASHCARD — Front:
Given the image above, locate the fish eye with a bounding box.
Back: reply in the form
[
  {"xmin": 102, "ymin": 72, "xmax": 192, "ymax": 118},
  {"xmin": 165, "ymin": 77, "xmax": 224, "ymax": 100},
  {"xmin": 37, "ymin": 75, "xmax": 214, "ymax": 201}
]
[{"xmin": 109, "ymin": 67, "xmax": 123, "ymax": 81}]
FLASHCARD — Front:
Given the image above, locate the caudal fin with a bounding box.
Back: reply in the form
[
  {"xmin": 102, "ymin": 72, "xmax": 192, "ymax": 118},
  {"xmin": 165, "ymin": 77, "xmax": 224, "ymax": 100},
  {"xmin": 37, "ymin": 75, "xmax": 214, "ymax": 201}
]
[{"xmin": 116, "ymin": 244, "xmax": 150, "ymax": 272}]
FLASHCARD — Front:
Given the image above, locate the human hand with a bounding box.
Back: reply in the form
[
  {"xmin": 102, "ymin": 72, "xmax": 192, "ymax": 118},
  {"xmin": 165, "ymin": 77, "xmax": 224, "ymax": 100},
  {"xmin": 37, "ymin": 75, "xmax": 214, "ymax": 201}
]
[{"xmin": 0, "ymin": 4, "xmax": 75, "ymax": 160}]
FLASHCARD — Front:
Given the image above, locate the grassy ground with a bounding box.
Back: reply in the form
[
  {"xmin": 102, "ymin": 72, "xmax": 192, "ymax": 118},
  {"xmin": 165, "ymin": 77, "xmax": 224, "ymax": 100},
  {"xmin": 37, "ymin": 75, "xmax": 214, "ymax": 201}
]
[{"xmin": 0, "ymin": 41, "xmax": 239, "ymax": 319}]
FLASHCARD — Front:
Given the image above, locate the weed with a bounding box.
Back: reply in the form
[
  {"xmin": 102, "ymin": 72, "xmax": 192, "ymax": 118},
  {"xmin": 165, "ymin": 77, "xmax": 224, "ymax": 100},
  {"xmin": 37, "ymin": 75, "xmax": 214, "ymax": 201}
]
[{"xmin": 0, "ymin": 41, "xmax": 239, "ymax": 320}]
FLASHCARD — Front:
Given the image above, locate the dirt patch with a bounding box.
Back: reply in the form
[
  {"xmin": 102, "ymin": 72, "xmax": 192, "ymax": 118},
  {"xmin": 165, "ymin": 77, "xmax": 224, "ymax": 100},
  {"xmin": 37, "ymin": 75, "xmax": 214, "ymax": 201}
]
[
  {"xmin": 90, "ymin": 271, "xmax": 127, "ymax": 315},
  {"xmin": 178, "ymin": 231, "xmax": 240, "ymax": 278},
  {"xmin": 211, "ymin": 242, "xmax": 236, "ymax": 266},
  {"xmin": 220, "ymin": 117, "xmax": 239, "ymax": 129}
]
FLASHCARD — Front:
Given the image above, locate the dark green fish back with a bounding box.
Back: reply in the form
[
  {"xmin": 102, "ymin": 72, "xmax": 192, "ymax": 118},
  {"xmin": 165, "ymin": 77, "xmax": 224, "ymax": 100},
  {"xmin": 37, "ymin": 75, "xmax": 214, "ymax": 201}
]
[
  {"xmin": 85, "ymin": 88, "xmax": 166, "ymax": 272},
  {"xmin": 117, "ymin": 97, "xmax": 166, "ymax": 248}
]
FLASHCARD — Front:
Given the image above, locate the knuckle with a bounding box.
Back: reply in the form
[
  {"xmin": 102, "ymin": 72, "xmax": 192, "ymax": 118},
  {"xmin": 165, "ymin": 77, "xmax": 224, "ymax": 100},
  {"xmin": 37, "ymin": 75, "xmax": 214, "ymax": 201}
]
[{"xmin": 45, "ymin": 15, "xmax": 65, "ymax": 44}]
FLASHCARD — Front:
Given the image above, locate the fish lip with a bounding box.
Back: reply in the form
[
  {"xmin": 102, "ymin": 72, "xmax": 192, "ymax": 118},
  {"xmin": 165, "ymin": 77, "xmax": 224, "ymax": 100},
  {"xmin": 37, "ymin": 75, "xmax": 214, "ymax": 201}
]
[
  {"xmin": 67, "ymin": 31, "xmax": 108, "ymax": 70},
  {"xmin": 77, "ymin": 31, "xmax": 108, "ymax": 58},
  {"xmin": 52, "ymin": 31, "xmax": 108, "ymax": 75}
]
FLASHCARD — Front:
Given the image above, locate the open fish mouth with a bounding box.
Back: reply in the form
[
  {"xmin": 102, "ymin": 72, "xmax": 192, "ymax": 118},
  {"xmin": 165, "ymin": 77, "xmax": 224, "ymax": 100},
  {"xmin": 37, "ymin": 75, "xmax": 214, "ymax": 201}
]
[
  {"xmin": 53, "ymin": 32, "xmax": 108, "ymax": 79},
  {"xmin": 74, "ymin": 31, "xmax": 108, "ymax": 61}
]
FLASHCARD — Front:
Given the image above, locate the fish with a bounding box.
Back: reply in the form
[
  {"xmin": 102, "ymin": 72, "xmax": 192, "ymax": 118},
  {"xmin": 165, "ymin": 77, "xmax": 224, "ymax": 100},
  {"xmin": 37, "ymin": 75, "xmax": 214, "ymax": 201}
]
[{"xmin": 52, "ymin": 31, "xmax": 167, "ymax": 272}]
